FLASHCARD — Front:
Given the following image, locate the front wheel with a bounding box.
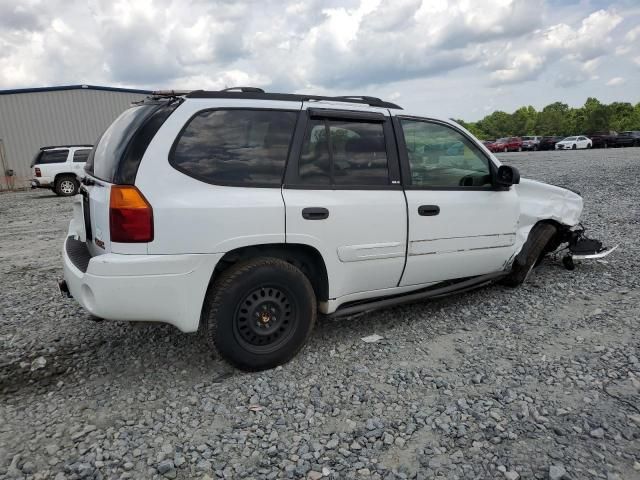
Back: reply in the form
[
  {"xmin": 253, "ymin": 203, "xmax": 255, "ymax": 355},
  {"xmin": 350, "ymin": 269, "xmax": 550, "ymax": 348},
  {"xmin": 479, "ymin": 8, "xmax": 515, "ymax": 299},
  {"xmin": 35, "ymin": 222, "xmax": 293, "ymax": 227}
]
[
  {"xmin": 203, "ymin": 257, "xmax": 316, "ymax": 371},
  {"xmin": 572, "ymin": 144, "xmax": 577, "ymax": 150},
  {"xmin": 501, "ymin": 223, "xmax": 557, "ymax": 287},
  {"xmin": 54, "ymin": 175, "xmax": 78, "ymax": 196}
]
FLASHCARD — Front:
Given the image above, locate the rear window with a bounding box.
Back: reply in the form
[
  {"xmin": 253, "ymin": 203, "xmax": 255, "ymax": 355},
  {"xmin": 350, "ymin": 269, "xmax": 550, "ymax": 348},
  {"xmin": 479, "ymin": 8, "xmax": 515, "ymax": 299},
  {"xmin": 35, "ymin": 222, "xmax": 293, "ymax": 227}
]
[
  {"xmin": 170, "ymin": 109, "xmax": 297, "ymax": 187},
  {"xmin": 86, "ymin": 104, "xmax": 160, "ymax": 182},
  {"xmin": 73, "ymin": 149, "xmax": 91, "ymax": 163},
  {"xmin": 34, "ymin": 149, "xmax": 68, "ymax": 165}
]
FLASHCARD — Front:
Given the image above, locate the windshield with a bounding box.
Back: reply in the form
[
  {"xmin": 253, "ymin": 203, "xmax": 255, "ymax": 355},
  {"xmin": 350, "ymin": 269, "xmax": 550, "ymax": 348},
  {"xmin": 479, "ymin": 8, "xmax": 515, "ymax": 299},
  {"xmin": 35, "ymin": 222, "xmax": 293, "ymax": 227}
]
[
  {"xmin": 85, "ymin": 104, "xmax": 159, "ymax": 182},
  {"xmin": 563, "ymin": 137, "xmax": 577, "ymax": 141}
]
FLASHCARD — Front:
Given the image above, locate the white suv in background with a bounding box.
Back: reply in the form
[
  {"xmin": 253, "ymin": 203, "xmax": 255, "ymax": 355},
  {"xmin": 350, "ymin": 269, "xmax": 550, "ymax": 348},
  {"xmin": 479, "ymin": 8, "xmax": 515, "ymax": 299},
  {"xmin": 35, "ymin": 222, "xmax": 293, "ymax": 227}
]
[
  {"xmin": 60, "ymin": 88, "xmax": 612, "ymax": 371},
  {"xmin": 31, "ymin": 145, "xmax": 92, "ymax": 196}
]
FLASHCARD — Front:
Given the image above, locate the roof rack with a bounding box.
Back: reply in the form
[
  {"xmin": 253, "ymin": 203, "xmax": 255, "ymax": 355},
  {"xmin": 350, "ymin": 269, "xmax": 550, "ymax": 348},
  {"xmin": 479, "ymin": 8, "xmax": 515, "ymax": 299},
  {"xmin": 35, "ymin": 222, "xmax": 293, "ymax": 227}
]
[
  {"xmin": 40, "ymin": 144, "xmax": 93, "ymax": 150},
  {"xmin": 185, "ymin": 90, "xmax": 402, "ymax": 109},
  {"xmin": 221, "ymin": 87, "xmax": 265, "ymax": 93}
]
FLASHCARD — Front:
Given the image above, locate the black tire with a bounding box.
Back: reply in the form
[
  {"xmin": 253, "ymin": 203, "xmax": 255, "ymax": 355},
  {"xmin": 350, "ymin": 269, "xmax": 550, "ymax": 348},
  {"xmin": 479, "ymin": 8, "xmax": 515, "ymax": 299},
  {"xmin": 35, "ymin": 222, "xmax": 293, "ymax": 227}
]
[
  {"xmin": 572, "ymin": 144, "xmax": 577, "ymax": 150},
  {"xmin": 586, "ymin": 143, "xmax": 591, "ymax": 149},
  {"xmin": 54, "ymin": 175, "xmax": 78, "ymax": 196},
  {"xmin": 501, "ymin": 223, "xmax": 557, "ymax": 287},
  {"xmin": 202, "ymin": 257, "xmax": 316, "ymax": 371}
]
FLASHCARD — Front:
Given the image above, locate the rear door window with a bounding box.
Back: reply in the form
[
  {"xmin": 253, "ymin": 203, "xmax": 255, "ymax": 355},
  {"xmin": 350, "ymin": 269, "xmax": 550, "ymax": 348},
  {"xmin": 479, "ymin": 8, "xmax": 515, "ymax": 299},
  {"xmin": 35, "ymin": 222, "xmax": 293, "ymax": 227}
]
[
  {"xmin": 73, "ymin": 149, "xmax": 91, "ymax": 162},
  {"xmin": 171, "ymin": 109, "xmax": 297, "ymax": 187},
  {"xmin": 36, "ymin": 150, "xmax": 68, "ymax": 164},
  {"xmin": 298, "ymin": 119, "xmax": 390, "ymax": 186}
]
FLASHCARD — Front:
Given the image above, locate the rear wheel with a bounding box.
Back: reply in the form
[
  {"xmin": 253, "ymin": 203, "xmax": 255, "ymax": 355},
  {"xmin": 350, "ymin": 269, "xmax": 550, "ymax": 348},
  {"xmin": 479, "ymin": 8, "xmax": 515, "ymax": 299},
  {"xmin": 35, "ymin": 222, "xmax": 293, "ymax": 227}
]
[
  {"xmin": 501, "ymin": 223, "xmax": 557, "ymax": 287},
  {"xmin": 203, "ymin": 257, "xmax": 316, "ymax": 371},
  {"xmin": 54, "ymin": 175, "xmax": 78, "ymax": 196}
]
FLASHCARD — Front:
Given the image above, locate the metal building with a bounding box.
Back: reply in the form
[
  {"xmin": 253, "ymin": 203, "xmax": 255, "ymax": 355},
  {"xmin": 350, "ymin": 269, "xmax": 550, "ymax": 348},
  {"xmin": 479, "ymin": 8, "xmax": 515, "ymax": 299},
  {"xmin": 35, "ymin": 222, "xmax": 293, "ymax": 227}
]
[{"xmin": 0, "ymin": 85, "xmax": 151, "ymax": 190}]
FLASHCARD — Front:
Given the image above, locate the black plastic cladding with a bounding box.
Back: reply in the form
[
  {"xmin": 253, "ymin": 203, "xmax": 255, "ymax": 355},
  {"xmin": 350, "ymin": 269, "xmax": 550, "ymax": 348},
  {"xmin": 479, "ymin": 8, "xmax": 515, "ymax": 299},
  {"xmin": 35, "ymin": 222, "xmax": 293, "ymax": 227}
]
[
  {"xmin": 185, "ymin": 91, "xmax": 403, "ymax": 110},
  {"xmin": 114, "ymin": 99, "xmax": 183, "ymax": 184}
]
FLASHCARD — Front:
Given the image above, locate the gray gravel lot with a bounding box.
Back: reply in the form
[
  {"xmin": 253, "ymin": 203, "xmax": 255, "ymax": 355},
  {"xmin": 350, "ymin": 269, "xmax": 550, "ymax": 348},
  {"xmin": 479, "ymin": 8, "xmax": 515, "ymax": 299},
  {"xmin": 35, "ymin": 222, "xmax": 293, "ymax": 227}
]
[{"xmin": 1, "ymin": 148, "xmax": 639, "ymax": 480}]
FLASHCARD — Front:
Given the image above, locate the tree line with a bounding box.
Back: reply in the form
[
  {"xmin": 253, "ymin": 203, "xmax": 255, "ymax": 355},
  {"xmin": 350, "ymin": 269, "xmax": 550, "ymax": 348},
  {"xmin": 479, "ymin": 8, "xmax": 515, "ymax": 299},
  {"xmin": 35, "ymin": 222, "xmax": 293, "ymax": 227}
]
[{"xmin": 455, "ymin": 97, "xmax": 640, "ymax": 140}]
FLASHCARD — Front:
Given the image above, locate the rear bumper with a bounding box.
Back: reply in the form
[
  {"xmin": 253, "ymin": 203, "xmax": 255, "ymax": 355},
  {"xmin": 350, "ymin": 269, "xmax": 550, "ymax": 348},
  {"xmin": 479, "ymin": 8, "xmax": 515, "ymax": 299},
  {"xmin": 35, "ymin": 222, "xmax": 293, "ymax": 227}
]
[
  {"xmin": 62, "ymin": 228, "xmax": 223, "ymax": 332},
  {"xmin": 31, "ymin": 178, "xmax": 52, "ymax": 188}
]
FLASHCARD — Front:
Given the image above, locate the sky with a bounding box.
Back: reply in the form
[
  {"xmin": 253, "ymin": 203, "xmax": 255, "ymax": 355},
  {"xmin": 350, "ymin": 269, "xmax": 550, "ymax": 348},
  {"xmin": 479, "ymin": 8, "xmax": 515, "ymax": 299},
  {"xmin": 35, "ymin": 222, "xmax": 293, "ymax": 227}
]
[{"xmin": 0, "ymin": 0, "xmax": 638, "ymax": 121}]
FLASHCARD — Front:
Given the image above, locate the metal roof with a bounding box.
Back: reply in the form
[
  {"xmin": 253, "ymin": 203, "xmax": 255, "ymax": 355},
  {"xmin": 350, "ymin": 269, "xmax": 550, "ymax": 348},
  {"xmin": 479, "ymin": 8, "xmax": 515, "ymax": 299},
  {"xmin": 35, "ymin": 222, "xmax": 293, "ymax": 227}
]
[{"xmin": 0, "ymin": 84, "xmax": 153, "ymax": 96}]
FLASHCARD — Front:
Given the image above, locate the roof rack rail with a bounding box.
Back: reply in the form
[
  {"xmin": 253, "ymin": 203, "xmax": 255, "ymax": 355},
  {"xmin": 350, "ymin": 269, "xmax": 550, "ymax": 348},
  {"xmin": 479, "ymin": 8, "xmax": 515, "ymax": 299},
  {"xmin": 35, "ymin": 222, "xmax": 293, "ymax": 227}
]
[
  {"xmin": 221, "ymin": 86, "xmax": 265, "ymax": 93},
  {"xmin": 333, "ymin": 95, "xmax": 384, "ymax": 103},
  {"xmin": 184, "ymin": 90, "xmax": 402, "ymax": 109},
  {"xmin": 40, "ymin": 144, "xmax": 93, "ymax": 150},
  {"xmin": 150, "ymin": 90, "xmax": 192, "ymax": 97}
]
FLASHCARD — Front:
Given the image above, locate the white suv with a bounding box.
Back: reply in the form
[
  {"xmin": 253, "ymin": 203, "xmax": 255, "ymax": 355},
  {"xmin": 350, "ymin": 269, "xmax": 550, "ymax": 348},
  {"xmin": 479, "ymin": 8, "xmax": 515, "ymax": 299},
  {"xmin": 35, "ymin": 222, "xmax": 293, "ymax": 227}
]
[
  {"xmin": 61, "ymin": 89, "xmax": 612, "ymax": 370},
  {"xmin": 31, "ymin": 145, "xmax": 92, "ymax": 196}
]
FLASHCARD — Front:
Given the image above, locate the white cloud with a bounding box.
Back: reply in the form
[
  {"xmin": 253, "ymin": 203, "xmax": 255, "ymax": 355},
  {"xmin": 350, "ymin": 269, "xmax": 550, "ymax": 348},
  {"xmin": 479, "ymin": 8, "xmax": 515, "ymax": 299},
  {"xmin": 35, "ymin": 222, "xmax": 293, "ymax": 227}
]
[
  {"xmin": 606, "ymin": 77, "xmax": 625, "ymax": 86},
  {"xmin": 0, "ymin": 0, "xmax": 637, "ymax": 120}
]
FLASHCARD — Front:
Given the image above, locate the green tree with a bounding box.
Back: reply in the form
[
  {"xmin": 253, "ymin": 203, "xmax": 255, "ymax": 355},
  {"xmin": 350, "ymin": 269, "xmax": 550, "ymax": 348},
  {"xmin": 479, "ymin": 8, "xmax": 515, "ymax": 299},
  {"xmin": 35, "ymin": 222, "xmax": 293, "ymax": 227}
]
[
  {"xmin": 535, "ymin": 102, "xmax": 570, "ymax": 136},
  {"xmin": 607, "ymin": 102, "xmax": 635, "ymax": 131},
  {"xmin": 459, "ymin": 98, "xmax": 640, "ymax": 139},
  {"xmin": 511, "ymin": 106, "xmax": 537, "ymax": 135}
]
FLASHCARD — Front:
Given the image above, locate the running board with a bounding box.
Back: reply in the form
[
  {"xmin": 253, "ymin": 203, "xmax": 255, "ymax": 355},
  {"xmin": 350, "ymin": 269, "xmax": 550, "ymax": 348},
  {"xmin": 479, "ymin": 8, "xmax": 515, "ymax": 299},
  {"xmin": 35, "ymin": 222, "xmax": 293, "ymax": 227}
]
[{"xmin": 332, "ymin": 271, "xmax": 507, "ymax": 318}]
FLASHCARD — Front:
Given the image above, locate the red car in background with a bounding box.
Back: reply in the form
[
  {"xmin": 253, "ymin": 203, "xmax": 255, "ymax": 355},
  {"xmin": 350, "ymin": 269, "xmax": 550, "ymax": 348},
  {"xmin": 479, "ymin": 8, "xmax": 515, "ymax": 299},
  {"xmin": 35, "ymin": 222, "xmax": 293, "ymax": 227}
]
[{"xmin": 488, "ymin": 137, "xmax": 523, "ymax": 153}]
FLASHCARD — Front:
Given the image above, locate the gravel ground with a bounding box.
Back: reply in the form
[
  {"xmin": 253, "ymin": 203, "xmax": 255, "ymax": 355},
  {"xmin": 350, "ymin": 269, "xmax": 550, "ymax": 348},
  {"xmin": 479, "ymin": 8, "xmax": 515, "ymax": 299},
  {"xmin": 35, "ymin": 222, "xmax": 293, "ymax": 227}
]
[{"xmin": 1, "ymin": 148, "xmax": 639, "ymax": 480}]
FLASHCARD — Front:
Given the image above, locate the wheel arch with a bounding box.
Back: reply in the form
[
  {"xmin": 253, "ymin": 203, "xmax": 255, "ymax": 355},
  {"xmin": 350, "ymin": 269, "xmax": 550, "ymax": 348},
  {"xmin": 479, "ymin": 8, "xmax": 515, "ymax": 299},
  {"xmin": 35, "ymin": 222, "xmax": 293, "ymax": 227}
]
[
  {"xmin": 209, "ymin": 243, "xmax": 329, "ymax": 303},
  {"xmin": 515, "ymin": 219, "xmax": 565, "ymax": 266},
  {"xmin": 53, "ymin": 172, "xmax": 78, "ymax": 186}
]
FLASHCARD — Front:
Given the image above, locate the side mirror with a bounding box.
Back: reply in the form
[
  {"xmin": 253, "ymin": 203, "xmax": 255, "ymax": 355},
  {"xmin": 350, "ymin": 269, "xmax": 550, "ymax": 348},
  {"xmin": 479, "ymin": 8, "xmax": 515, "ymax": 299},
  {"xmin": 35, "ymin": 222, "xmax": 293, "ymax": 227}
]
[{"xmin": 496, "ymin": 165, "xmax": 520, "ymax": 187}]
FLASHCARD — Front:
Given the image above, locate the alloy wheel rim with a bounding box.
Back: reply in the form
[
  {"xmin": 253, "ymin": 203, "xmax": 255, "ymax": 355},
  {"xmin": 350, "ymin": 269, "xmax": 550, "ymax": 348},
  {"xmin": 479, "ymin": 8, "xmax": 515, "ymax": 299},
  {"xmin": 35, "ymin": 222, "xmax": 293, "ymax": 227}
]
[{"xmin": 61, "ymin": 180, "xmax": 75, "ymax": 194}]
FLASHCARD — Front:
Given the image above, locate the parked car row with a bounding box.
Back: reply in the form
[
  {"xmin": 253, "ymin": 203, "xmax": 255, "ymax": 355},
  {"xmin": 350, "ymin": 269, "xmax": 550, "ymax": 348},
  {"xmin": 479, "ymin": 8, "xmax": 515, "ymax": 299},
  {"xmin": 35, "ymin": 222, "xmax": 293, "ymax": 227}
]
[{"xmin": 482, "ymin": 130, "xmax": 640, "ymax": 153}]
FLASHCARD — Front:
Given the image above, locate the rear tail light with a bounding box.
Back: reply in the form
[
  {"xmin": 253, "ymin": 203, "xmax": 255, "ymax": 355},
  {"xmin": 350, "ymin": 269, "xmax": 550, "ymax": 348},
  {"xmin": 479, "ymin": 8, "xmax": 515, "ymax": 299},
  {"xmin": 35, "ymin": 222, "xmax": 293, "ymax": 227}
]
[
  {"xmin": 109, "ymin": 185, "xmax": 153, "ymax": 243},
  {"xmin": 35, "ymin": 167, "xmax": 41, "ymax": 177}
]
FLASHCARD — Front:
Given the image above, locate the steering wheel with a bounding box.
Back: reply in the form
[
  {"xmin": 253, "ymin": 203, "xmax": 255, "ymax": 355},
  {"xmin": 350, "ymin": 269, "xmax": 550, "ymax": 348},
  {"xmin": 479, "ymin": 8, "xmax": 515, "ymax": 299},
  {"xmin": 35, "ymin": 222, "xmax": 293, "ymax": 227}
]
[{"xmin": 459, "ymin": 175, "xmax": 476, "ymax": 187}]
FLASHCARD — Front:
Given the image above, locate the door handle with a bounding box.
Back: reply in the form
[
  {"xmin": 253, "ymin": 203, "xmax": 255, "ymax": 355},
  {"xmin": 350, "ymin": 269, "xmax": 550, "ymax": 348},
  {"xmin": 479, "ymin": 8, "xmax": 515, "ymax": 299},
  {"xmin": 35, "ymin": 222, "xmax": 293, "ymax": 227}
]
[
  {"xmin": 302, "ymin": 207, "xmax": 329, "ymax": 220},
  {"xmin": 418, "ymin": 205, "xmax": 440, "ymax": 216}
]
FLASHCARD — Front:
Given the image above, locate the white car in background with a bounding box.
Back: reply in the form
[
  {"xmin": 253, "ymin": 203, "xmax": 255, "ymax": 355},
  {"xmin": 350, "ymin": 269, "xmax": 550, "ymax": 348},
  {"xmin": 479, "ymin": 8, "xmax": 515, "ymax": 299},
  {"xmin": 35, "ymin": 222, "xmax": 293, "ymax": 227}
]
[
  {"xmin": 31, "ymin": 145, "xmax": 92, "ymax": 196},
  {"xmin": 555, "ymin": 136, "xmax": 592, "ymax": 150}
]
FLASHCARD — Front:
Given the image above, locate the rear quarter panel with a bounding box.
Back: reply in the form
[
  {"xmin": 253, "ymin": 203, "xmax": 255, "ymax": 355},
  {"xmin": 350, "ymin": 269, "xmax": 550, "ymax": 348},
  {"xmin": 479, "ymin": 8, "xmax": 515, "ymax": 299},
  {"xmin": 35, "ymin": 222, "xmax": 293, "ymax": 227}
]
[{"xmin": 135, "ymin": 99, "xmax": 300, "ymax": 255}]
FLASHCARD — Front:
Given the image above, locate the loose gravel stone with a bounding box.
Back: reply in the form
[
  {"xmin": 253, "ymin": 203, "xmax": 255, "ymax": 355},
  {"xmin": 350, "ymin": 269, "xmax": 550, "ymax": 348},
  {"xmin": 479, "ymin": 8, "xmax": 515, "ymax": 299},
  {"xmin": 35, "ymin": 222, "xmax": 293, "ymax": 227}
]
[
  {"xmin": 1, "ymin": 148, "xmax": 639, "ymax": 479},
  {"xmin": 549, "ymin": 464, "xmax": 568, "ymax": 480}
]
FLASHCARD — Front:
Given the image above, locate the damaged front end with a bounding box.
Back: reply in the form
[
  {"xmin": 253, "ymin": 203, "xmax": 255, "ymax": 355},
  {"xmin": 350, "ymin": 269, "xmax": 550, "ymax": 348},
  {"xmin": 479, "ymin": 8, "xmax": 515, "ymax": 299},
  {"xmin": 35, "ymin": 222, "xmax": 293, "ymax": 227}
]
[
  {"xmin": 554, "ymin": 225, "xmax": 618, "ymax": 270},
  {"xmin": 514, "ymin": 179, "xmax": 618, "ymax": 271}
]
